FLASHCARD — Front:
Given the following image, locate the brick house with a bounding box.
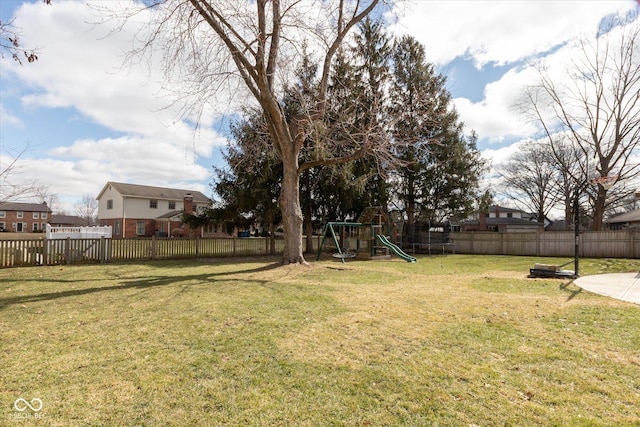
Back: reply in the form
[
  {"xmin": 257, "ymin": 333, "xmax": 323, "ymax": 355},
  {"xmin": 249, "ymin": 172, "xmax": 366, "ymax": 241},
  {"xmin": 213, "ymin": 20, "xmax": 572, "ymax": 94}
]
[
  {"xmin": 0, "ymin": 201, "xmax": 52, "ymax": 232},
  {"xmin": 96, "ymin": 182, "xmax": 211, "ymax": 238}
]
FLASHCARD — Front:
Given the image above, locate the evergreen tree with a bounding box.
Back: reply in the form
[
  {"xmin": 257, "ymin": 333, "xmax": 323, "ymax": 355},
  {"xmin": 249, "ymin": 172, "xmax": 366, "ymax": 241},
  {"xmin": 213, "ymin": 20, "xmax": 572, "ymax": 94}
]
[
  {"xmin": 390, "ymin": 36, "xmax": 486, "ymax": 238},
  {"xmin": 211, "ymin": 111, "xmax": 282, "ymax": 249}
]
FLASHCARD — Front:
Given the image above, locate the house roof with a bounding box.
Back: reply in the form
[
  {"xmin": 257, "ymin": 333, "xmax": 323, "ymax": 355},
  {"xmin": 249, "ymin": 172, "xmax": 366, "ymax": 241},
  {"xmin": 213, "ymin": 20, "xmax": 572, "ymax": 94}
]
[
  {"xmin": 0, "ymin": 201, "xmax": 52, "ymax": 213},
  {"xmin": 606, "ymin": 209, "xmax": 640, "ymax": 224},
  {"xmin": 156, "ymin": 210, "xmax": 184, "ymax": 220},
  {"xmin": 545, "ymin": 219, "xmax": 568, "ymax": 231},
  {"xmin": 488, "ymin": 205, "xmax": 522, "ymax": 214},
  {"xmin": 97, "ymin": 182, "xmax": 210, "ymax": 203},
  {"xmin": 50, "ymin": 215, "xmax": 88, "ymax": 226},
  {"xmin": 357, "ymin": 206, "xmax": 387, "ymax": 224},
  {"xmin": 463, "ymin": 217, "xmax": 542, "ymax": 227}
]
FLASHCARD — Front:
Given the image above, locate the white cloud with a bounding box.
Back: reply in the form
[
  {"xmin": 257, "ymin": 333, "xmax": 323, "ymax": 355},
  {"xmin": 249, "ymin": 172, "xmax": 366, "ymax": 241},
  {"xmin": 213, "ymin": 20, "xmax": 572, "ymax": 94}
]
[
  {"xmin": 482, "ymin": 140, "xmax": 526, "ymax": 170},
  {"xmin": 51, "ymin": 136, "xmax": 212, "ymax": 196},
  {"xmin": 12, "ymin": 134, "xmax": 214, "ymax": 212},
  {"xmin": 452, "ymin": 65, "xmax": 541, "ymax": 143},
  {"xmin": 0, "ymin": 0, "xmax": 231, "ymax": 206},
  {"xmin": 388, "ymin": 0, "xmax": 634, "ymax": 67},
  {"xmin": 0, "ymin": 104, "xmax": 24, "ymax": 128}
]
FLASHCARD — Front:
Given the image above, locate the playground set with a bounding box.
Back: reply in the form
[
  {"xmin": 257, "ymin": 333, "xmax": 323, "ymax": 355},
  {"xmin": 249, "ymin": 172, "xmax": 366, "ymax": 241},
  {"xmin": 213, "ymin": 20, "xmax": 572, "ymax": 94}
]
[{"xmin": 316, "ymin": 207, "xmax": 416, "ymax": 263}]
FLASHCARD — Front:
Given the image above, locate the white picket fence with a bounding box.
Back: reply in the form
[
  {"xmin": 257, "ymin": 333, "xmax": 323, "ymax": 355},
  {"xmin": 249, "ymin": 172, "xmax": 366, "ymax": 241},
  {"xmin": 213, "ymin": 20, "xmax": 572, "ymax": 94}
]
[{"xmin": 46, "ymin": 224, "xmax": 112, "ymax": 239}]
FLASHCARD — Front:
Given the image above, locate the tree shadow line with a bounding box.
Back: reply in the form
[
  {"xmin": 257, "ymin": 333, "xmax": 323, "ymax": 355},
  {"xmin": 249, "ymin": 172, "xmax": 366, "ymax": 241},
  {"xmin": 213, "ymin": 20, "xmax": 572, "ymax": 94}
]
[{"xmin": 0, "ymin": 262, "xmax": 281, "ymax": 309}]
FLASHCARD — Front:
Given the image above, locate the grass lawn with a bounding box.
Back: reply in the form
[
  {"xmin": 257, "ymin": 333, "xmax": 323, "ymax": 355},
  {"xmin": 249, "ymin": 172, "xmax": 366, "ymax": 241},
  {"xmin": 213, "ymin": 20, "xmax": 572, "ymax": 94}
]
[
  {"xmin": 1, "ymin": 255, "xmax": 639, "ymax": 426},
  {"xmin": 0, "ymin": 232, "xmax": 44, "ymax": 240}
]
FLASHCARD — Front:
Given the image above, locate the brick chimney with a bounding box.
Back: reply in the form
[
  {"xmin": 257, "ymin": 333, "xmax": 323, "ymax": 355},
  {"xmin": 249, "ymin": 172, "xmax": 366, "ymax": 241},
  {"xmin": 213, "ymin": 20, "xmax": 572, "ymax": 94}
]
[
  {"xmin": 183, "ymin": 193, "xmax": 194, "ymax": 215},
  {"xmin": 479, "ymin": 211, "xmax": 486, "ymax": 230}
]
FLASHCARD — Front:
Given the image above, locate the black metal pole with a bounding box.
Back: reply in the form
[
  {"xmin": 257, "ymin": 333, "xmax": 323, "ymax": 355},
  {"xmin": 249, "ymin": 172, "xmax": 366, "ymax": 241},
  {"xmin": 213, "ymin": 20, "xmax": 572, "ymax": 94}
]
[{"xmin": 574, "ymin": 189, "xmax": 580, "ymax": 278}]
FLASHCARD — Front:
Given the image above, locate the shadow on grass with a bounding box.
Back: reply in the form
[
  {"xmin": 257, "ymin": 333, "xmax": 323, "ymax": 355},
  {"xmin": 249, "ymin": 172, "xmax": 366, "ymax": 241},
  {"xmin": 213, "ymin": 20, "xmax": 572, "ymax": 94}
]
[
  {"xmin": 559, "ymin": 279, "xmax": 583, "ymax": 301},
  {"xmin": 0, "ymin": 261, "xmax": 281, "ymax": 309}
]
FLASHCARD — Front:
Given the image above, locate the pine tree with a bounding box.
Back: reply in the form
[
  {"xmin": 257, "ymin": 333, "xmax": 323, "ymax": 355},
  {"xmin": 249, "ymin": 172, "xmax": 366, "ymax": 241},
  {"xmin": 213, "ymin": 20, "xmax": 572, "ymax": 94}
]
[{"xmin": 390, "ymin": 36, "xmax": 486, "ymax": 238}]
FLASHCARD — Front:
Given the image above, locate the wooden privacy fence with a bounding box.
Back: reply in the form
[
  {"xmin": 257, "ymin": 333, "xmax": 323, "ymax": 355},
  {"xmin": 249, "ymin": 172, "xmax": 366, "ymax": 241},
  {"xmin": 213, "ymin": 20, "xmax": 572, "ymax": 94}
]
[
  {"xmin": 4, "ymin": 231, "xmax": 638, "ymax": 268},
  {"xmin": 450, "ymin": 230, "xmax": 640, "ymax": 258},
  {"xmin": 0, "ymin": 236, "xmax": 288, "ymax": 268}
]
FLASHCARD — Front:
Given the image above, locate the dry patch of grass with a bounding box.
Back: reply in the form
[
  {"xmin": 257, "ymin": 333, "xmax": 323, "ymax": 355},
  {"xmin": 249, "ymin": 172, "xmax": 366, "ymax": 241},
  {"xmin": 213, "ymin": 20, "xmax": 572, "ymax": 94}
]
[{"xmin": 1, "ymin": 255, "xmax": 639, "ymax": 425}]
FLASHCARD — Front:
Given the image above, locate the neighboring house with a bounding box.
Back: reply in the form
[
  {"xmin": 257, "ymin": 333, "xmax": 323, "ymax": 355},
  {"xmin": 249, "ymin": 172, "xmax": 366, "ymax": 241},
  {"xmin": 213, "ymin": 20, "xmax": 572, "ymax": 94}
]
[
  {"xmin": 545, "ymin": 219, "xmax": 569, "ymax": 231},
  {"xmin": 0, "ymin": 201, "xmax": 52, "ymax": 232},
  {"xmin": 461, "ymin": 205, "xmax": 544, "ymax": 233},
  {"xmin": 50, "ymin": 215, "xmax": 89, "ymax": 227},
  {"xmin": 605, "ymin": 209, "xmax": 640, "ymax": 230},
  {"xmin": 96, "ymin": 182, "xmax": 212, "ymax": 238}
]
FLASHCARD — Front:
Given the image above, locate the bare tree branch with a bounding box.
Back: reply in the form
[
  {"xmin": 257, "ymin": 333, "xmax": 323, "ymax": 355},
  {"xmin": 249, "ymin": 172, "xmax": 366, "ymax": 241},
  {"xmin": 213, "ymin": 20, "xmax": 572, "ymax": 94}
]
[{"xmin": 519, "ymin": 18, "xmax": 640, "ymax": 230}]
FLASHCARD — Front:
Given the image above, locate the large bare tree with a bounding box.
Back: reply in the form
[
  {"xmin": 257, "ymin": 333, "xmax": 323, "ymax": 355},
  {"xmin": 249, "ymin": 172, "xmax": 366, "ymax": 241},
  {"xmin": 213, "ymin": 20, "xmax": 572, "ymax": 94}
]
[
  {"xmin": 74, "ymin": 194, "xmax": 99, "ymax": 225},
  {"xmin": 499, "ymin": 140, "xmax": 561, "ymax": 224},
  {"xmin": 112, "ymin": 0, "xmax": 384, "ymax": 264},
  {"xmin": 521, "ymin": 18, "xmax": 640, "ymax": 230}
]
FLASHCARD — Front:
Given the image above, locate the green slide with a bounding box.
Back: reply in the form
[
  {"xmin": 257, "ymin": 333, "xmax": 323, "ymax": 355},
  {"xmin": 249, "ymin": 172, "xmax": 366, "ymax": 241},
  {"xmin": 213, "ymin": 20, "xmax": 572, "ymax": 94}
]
[{"xmin": 376, "ymin": 235, "xmax": 417, "ymax": 263}]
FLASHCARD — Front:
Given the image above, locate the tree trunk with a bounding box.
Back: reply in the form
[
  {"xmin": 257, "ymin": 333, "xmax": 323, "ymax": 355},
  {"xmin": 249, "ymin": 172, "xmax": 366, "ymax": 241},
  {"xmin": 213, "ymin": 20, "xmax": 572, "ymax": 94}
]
[
  {"xmin": 303, "ymin": 169, "xmax": 315, "ymax": 254},
  {"xmin": 269, "ymin": 220, "xmax": 275, "ymax": 255},
  {"xmin": 280, "ymin": 151, "xmax": 306, "ymax": 264},
  {"xmin": 592, "ymin": 188, "xmax": 607, "ymax": 231},
  {"xmin": 406, "ymin": 172, "xmax": 415, "ymax": 243},
  {"xmin": 305, "ymin": 214, "xmax": 314, "ymax": 254},
  {"xmin": 564, "ymin": 195, "xmax": 573, "ymax": 230}
]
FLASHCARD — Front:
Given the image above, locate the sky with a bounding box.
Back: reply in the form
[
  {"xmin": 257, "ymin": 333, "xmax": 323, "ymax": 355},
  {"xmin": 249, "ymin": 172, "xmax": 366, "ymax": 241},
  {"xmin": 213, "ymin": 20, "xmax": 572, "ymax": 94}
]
[{"xmin": 1, "ymin": 0, "xmax": 639, "ymax": 214}]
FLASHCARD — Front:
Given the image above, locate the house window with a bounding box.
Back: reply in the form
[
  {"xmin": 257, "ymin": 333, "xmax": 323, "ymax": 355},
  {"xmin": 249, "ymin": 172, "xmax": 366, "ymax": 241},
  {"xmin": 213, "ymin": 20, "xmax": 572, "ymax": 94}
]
[
  {"xmin": 136, "ymin": 220, "xmax": 145, "ymax": 235},
  {"xmin": 150, "ymin": 200, "xmax": 158, "ymax": 209},
  {"xmin": 33, "ymin": 223, "xmax": 39, "ymax": 231},
  {"xmin": 107, "ymin": 200, "xmax": 113, "ymax": 210},
  {"xmin": 33, "ymin": 212, "xmax": 40, "ymax": 219},
  {"xmin": 0, "ymin": 222, "xmax": 5, "ymax": 230},
  {"xmin": 0, "ymin": 211, "xmax": 5, "ymax": 218},
  {"xmin": 114, "ymin": 220, "xmax": 121, "ymax": 236},
  {"xmin": 41, "ymin": 212, "xmax": 47, "ymax": 219},
  {"xmin": 507, "ymin": 213, "xmax": 513, "ymax": 218},
  {"xmin": 168, "ymin": 201, "xmax": 176, "ymax": 210},
  {"xmin": 17, "ymin": 211, "xmax": 23, "ymax": 219}
]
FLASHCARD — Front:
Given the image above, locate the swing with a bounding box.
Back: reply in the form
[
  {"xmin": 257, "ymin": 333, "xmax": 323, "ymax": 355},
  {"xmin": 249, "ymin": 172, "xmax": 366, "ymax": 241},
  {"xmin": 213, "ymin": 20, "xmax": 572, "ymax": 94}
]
[{"xmin": 332, "ymin": 246, "xmax": 357, "ymax": 259}]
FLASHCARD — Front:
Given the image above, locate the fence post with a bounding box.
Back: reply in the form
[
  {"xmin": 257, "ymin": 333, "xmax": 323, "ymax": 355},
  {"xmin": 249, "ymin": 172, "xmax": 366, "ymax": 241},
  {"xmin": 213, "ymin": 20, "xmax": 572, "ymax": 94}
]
[
  {"xmin": 196, "ymin": 237, "xmax": 200, "ymax": 258},
  {"xmin": 151, "ymin": 235, "xmax": 157, "ymax": 260},
  {"xmin": 99, "ymin": 237, "xmax": 105, "ymax": 263},
  {"xmin": 43, "ymin": 238, "xmax": 49, "ymax": 266},
  {"xmin": 233, "ymin": 237, "xmax": 237, "ymax": 256},
  {"xmin": 65, "ymin": 237, "xmax": 71, "ymax": 265}
]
